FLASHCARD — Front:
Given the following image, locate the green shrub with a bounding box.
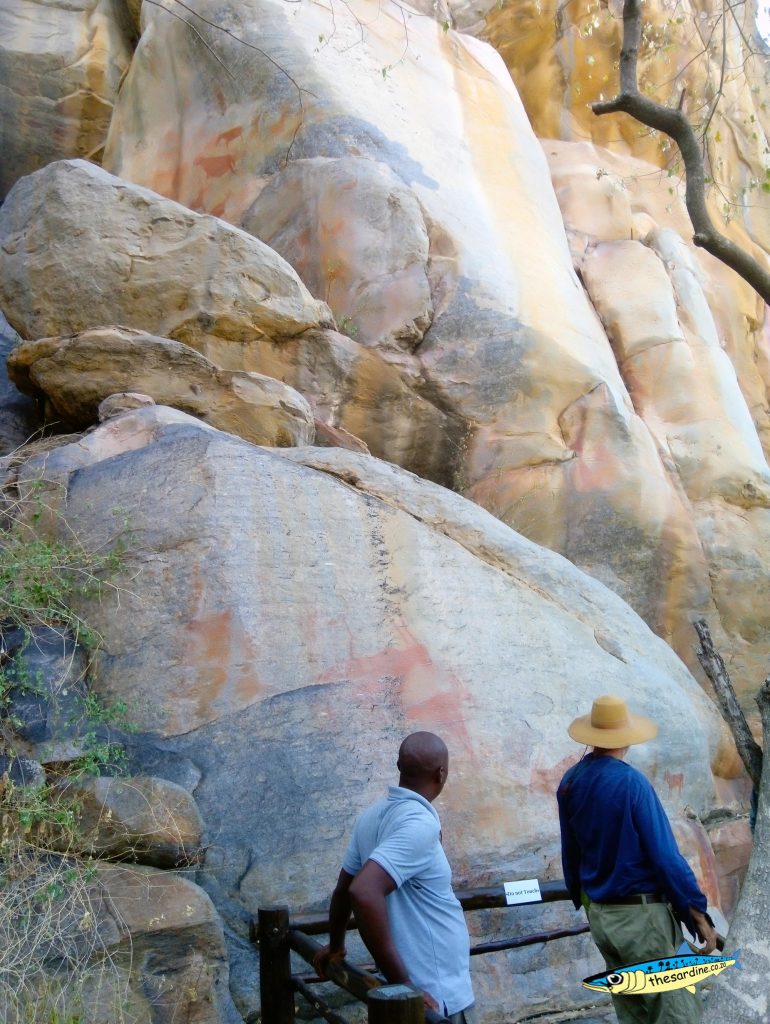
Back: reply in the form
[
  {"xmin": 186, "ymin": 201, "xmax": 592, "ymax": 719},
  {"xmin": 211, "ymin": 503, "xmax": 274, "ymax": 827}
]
[{"xmin": 0, "ymin": 465, "xmax": 137, "ymax": 1023}]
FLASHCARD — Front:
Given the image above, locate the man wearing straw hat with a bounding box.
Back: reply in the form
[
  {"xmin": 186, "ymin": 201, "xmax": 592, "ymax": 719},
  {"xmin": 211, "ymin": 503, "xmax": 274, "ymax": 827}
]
[{"xmin": 557, "ymin": 695, "xmax": 717, "ymax": 1024}]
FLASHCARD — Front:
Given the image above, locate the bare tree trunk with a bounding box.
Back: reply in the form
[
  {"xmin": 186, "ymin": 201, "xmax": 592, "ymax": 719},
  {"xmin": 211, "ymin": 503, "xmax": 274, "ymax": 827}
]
[
  {"xmin": 701, "ymin": 677, "xmax": 770, "ymax": 1024},
  {"xmin": 592, "ymin": 0, "xmax": 770, "ymax": 305},
  {"xmin": 694, "ymin": 619, "xmax": 763, "ymax": 789}
]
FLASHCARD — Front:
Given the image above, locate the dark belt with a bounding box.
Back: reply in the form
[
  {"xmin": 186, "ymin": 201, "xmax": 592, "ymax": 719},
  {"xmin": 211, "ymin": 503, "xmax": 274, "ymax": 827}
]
[{"xmin": 597, "ymin": 893, "xmax": 668, "ymax": 906}]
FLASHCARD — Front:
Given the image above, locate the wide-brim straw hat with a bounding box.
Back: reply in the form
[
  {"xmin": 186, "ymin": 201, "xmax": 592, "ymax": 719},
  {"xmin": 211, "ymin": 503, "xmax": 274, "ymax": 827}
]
[{"xmin": 568, "ymin": 694, "xmax": 658, "ymax": 747}]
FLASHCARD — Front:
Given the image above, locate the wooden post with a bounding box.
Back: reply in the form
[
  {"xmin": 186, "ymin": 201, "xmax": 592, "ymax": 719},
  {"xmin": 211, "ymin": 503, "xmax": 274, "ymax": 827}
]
[
  {"xmin": 368, "ymin": 984, "xmax": 425, "ymax": 1024},
  {"xmin": 258, "ymin": 905, "xmax": 295, "ymax": 1024}
]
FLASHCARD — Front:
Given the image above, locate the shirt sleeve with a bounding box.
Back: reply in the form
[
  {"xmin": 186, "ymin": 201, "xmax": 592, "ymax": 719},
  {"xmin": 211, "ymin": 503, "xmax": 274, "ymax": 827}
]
[
  {"xmin": 632, "ymin": 776, "xmax": 707, "ymax": 932},
  {"xmin": 557, "ymin": 779, "xmax": 583, "ymax": 909},
  {"xmin": 368, "ymin": 809, "xmax": 440, "ymax": 888}
]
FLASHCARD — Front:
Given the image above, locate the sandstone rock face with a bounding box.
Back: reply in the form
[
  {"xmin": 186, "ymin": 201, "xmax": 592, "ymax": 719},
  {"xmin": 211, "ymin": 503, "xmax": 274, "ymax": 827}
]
[
  {"xmin": 546, "ymin": 139, "xmax": 770, "ymax": 712},
  {"xmin": 101, "ymin": 0, "xmax": 761, "ymax": 698},
  {"xmin": 0, "ymin": 160, "xmax": 333, "ymax": 347},
  {"xmin": 20, "ymin": 407, "xmax": 726, "ymax": 1020},
  {"xmin": 0, "ymin": 0, "xmax": 134, "ymax": 198},
  {"xmin": 8, "ymin": 327, "xmax": 315, "ymax": 446}
]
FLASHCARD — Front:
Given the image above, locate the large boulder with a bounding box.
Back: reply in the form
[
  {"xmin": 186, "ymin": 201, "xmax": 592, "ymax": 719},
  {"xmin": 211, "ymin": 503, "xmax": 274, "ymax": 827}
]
[
  {"xmin": 56, "ymin": 774, "xmax": 204, "ymax": 867},
  {"xmin": 7, "ymin": 327, "xmax": 315, "ymax": 446},
  {"xmin": 0, "ymin": 160, "xmax": 333, "ymax": 347},
  {"xmin": 3, "ymin": 855, "xmax": 239, "ymax": 1024},
  {"xmin": 95, "ymin": 863, "xmax": 240, "ymax": 1023},
  {"xmin": 0, "ymin": 0, "xmax": 134, "ymax": 198},
  {"xmin": 18, "ymin": 405, "xmax": 726, "ymax": 1021},
  {"xmin": 0, "ymin": 155, "xmax": 461, "ymax": 477}
]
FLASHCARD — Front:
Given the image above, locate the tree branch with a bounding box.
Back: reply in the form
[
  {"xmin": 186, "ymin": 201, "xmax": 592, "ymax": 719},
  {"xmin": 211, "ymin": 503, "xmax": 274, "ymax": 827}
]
[
  {"xmin": 693, "ymin": 618, "xmax": 763, "ymax": 789},
  {"xmin": 592, "ymin": 0, "xmax": 770, "ymax": 305}
]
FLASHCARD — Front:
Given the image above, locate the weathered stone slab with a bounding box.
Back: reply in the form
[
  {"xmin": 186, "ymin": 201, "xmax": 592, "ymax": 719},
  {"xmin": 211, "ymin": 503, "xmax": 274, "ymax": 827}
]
[
  {"xmin": 8, "ymin": 327, "xmax": 315, "ymax": 446},
  {"xmin": 97, "ymin": 0, "xmax": 759, "ymax": 703}
]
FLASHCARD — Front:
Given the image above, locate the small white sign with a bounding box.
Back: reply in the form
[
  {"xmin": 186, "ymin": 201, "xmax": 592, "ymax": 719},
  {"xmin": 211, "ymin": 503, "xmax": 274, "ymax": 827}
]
[{"xmin": 503, "ymin": 879, "xmax": 542, "ymax": 905}]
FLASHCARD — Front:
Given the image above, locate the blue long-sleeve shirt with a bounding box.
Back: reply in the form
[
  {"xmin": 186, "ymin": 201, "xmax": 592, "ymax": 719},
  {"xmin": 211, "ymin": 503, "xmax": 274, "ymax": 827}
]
[{"xmin": 556, "ymin": 753, "xmax": 707, "ymax": 936}]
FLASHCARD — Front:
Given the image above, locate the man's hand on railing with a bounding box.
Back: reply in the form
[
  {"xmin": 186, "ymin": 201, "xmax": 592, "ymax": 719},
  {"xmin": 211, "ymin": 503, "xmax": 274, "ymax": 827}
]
[
  {"xmin": 421, "ymin": 990, "xmax": 439, "ymax": 1013},
  {"xmin": 313, "ymin": 943, "xmax": 347, "ymax": 980}
]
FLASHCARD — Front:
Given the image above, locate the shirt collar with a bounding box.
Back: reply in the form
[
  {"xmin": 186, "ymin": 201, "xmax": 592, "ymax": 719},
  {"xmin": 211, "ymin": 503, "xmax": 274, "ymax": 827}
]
[{"xmin": 387, "ymin": 785, "xmax": 440, "ymax": 822}]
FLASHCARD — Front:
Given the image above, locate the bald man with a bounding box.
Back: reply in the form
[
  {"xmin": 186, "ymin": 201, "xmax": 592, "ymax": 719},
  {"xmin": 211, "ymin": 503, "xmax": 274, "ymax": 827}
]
[{"xmin": 315, "ymin": 732, "xmax": 475, "ymax": 1022}]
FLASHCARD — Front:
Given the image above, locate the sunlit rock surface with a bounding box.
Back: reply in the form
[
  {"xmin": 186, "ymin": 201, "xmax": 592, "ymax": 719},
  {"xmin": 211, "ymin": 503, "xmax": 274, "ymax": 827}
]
[
  {"xmin": 451, "ymin": 0, "xmax": 770, "ymax": 252},
  {"xmin": 546, "ymin": 138, "xmax": 770, "ymax": 709},
  {"xmin": 0, "ymin": 160, "xmax": 333, "ymax": 347}
]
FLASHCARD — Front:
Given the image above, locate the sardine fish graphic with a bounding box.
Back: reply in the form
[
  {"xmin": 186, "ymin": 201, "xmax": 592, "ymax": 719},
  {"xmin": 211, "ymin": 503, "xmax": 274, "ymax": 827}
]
[{"xmin": 583, "ymin": 948, "xmax": 740, "ymax": 995}]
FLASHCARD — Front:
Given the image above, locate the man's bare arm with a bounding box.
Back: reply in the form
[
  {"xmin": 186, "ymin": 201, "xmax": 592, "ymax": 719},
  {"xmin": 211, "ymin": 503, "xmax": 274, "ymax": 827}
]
[
  {"xmin": 319, "ymin": 860, "xmax": 439, "ymax": 1011},
  {"xmin": 314, "ymin": 869, "xmax": 354, "ymax": 978},
  {"xmin": 348, "ymin": 860, "xmax": 411, "ymax": 984}
]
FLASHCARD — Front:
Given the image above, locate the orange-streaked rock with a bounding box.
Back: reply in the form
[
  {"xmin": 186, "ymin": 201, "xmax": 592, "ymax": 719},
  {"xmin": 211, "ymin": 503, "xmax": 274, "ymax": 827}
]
[{"xmin": 0, "ymin": 0, "xmax": 134, "ymax": 198}]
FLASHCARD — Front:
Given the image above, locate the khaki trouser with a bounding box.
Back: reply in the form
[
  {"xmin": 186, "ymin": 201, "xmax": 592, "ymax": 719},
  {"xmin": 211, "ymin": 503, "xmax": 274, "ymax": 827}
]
[
  {"xmin": 587, "ymin": 901, "xmax": 702, "ymax": 1024},
  {"xmin": 447, "ymin": 1004, "xmax": 477, "ymax": 1024}
]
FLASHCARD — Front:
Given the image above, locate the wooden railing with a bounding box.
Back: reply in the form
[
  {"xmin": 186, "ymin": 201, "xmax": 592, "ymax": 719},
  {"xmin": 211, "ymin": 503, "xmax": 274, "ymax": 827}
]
[{"xmin": 254, "ymin": 879, "xmax": 588, "ymax": 1024}]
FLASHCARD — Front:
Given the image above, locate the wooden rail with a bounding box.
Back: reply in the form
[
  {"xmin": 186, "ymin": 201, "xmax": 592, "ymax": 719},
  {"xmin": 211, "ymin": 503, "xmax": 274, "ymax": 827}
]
[{"xmin": 257, "ymin": 879, "xmax": 589, "ymax": 1024}]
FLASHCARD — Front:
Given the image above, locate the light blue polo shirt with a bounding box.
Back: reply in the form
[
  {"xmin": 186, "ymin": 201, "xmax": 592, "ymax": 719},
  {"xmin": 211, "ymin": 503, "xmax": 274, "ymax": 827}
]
[{"xmin": 342, "ymin": 786, "xmax": 473, "ymax": 1014}]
